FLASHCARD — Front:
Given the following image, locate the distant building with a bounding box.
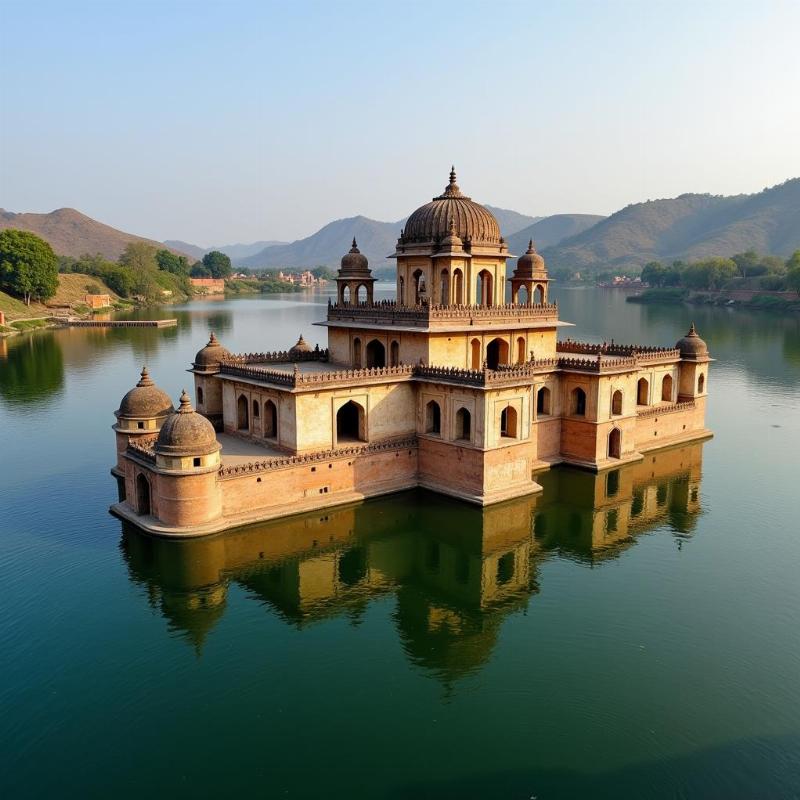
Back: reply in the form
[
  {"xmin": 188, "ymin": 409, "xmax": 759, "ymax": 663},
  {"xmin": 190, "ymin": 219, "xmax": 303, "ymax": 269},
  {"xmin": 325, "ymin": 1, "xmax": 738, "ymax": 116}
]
[
  {"xmin": 85, "ymin": 293, "xmax": 111, "ymax": 309},
  {"xmin": 110, "ymin": 168, "xmax": 712, "ymax": 537}
]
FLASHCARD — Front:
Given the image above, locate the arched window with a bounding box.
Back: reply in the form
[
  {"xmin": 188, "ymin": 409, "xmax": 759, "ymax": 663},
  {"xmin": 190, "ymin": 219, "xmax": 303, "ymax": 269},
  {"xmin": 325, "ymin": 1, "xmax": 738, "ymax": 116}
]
[
  {"xmin": 356, "ymin": 284, "xmax": 366, "ymax": 304},
  {"xmin": 413, "ymin": 269, "xmax": 424, "ymax": 304},
  {"xmin": 264, "ymin": 400, "xmax": 277, "ymax": 439},
  {"xmin": 336, "ymin": 400, "xmax": 365, "ymax": 443},
  {"xmin": 440, "ymin": 269, "xmax": 449, "ymax": 305},
  {"xmin": 537, "ymin": 386, "xmax": 551, "ymax": 416},
  {"xmin": 425, "ymin": 400, "xmax": 441, "ymax": 435},
  {"xmin": 608, "ymin": 427, "xmax": 621, "ymax": 459},
  {"xmin": 398, "ymin": 276, "xmax": 405, "ymax": 306},
  {"xmin": 453, "ymin": 269, "xmax": 464, "ymax": 304},
  {"xmin": 572, "ymin": 387, "xmax": 586, "ymax": 416},
  {"xmin": 390, "ymin": 340, "xmax": 400, "ymax": 367},
  {"xmin": 366, "ymin": 339, "xmax": 385, "ymax": 368},
  {"xmin": 470, "ymin": 338, "xmax": 481, "ymax": 370},
  {"xmin": 534, "ymin": 284, "xmax": 545, "ymax": 304},
  {"xmin": 136, "ymin": 473, "xmax": 151, "ymax": 516},
  {"xmin": 516, "ymin": 336, "xmax": 526, "ymax": 364},
  {"xmin": 477, "ymin": 270, "xmax": 493, "ymax": 306},
  {"xmin": 455, "ymin": 407, "xmax": 471, "ymax": 440},
  {"xmin": 517, "ymin": 285, "xmax": 529, "ymax": 305},
  {"xmin": 500, "ymin": 406, "xmax": 518, "ymax": 438},
  {"xmin": 698, "ymin": 373, "xmax": 705, "ymax": 393},
  {"xmin": 196, "ymin": 386, "xmax": 204, "ymax": 406},
  {"xmin": 252, "ymin": 399, "xmax": 260, "ymax": 418},
  {"xmin": 353, "ymin": 337, "xmax": 362, "ymax": 368},
  {"xmin": 637, "ymin": 378, "xmax": 649, "ymax": 406},
  {"xmin": 661, "ymin": 374, "xmax": 673, "ymax": 402},
  {"xmin": 237, "ymin": 394, "xmax": 249, "ymax": 430},
  {"xmin": 342, "ymin": 285, "xmax": 351, "ymax": 304},
  {"xmin": 611, "ymin": 389, "xmax": 623, "ymax": 415},
  {"xmin": 486, "ymin": 337, "xmax": 508, "ymax": 370}
]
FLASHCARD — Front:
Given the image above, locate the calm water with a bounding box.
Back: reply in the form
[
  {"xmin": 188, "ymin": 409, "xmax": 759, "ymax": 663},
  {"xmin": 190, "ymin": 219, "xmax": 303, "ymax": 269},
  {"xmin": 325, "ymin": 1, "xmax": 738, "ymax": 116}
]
[{"xmin": 1, "ymin": 287, "xmax": 799, "ymax": 799}]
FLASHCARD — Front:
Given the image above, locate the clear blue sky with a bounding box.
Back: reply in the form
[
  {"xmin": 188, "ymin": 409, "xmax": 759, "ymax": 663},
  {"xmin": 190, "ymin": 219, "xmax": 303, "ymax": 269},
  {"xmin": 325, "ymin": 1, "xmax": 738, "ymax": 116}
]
[{"xmin": 1, "ymin": 0, "xmax": 798, "ymax": 246}]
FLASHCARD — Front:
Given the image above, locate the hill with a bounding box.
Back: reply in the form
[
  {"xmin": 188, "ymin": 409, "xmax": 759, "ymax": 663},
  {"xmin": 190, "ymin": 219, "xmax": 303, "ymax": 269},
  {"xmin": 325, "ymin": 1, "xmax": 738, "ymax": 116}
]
[
  {"xmin": 0, "ymin": 208, "xmax": 189, "ymax": 260},
  {"xmin": 507, "ymin": 214, "xmax": 606, "ymax": 256},
  {"xmin": 543, "ymin": 179, "xmax": 800, "ymax": 274},
  {"xmin": 483, "ymin": 206, "xmax": 541, "ymax": 237},
  {"xmin": 163, "ymin": 239, "xmax": 288, "ymax": 262}
]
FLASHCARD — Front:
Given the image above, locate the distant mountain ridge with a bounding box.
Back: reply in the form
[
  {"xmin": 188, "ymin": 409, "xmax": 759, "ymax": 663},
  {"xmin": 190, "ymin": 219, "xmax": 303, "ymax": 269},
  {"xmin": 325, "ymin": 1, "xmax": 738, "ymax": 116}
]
[
  {"xmin": 507, "ymin": 214, "xmax": 606, "ymax": 256},
  {"xmin": 163, "ymin": 239, "xmax": 288, "ymax": 262},
  {"xmin": 542, "ymin": 179, "xmax": 800, "ymax": 273},
  {"xmin": 0, "ymin": 208, "xmax": 190, "ymax": 260}
]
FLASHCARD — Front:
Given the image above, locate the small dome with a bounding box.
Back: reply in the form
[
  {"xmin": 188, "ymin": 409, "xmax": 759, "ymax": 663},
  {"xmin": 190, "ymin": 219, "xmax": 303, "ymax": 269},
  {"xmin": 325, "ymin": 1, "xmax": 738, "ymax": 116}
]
[
  {"xmin": 155, "ymin": 390, "xmax": 220, "ymax": 457},
  {"xmin": 339, "ymin": 238, "xmax": 371, "ymax": 275},
  {"xmin": 288, "ymin": 334, "xmax": 312, "ymax": 355},
  {"xmin": 439, "ymin": 217, "xmax": 463, "ymax": 250},
  {"xmin": 675, "ymin": 323, "xmax": 709, "ymax": 359},
  {"xmin": 194, "ymin": 332, "xmax": 230, "ymax": 368},
  {"xmin": 117, "ymin": 367, "xmax": 174, "ymax": 420},
  {"xmin": 513, "ymin": 240, "xmax": 546, "ymax": 278},
  {"xmin": 403, "ymin": 167, "xmax": 501, "ymax": 245}
]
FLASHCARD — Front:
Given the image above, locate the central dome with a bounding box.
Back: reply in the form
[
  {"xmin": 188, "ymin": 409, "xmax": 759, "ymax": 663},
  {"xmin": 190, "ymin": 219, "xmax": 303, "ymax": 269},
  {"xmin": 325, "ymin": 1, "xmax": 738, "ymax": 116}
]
[{"xmin": 403, "ymin": 167, "xmax": 501, "ymax": 245}]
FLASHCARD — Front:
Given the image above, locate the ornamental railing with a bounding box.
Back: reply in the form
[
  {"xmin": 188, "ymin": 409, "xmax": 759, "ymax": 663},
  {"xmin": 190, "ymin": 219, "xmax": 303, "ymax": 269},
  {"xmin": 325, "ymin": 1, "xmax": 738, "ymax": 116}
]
[
  {"xmin": 223, "ymin": 346, "xmax": 329, "ymax": 364},
  {"xmin": 127, "ymin": 436, "xmax": 157, "ymax": 462},
  {"xmin": 557, "ymin": 339, "xmax": 681, "ymax": 361},
  {"xmin": 637, "ymin": 400, "xmax": 696, "ymax": 418},
  {"xmin": 218, "ymin": 362, "xmax": 415, "ymax": 388},
  {"xmin": 218, "ymin": 435, "xmax": 418, "ymax": 478}
]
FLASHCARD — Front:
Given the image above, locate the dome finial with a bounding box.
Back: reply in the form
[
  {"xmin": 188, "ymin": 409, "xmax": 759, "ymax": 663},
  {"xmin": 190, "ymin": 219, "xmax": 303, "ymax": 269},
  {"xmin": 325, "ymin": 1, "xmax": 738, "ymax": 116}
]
[
  {"xmin": 208, "ymin": 331, "xmax": 218, "ymax": 345},
  {"xmin": 351, "ymin": 237, "xmax": 359, "ymax": 252},
  {"xmin": 527, "ymin": 239, "xmax": 535, "ymax": 253},
  {"xmin": 688, "ymin": 322, "xmax": 698, "ymax": 336},
  {"xmin": 178, "ymin": 389, "xmax": 193, "ymax": 413},
  {"xmin": 137, "ymin": 366, "xmax": 154, "ymax": 387},
  {"xmin": 449, "ymin": 165, "xmax": 457, "ymax": 185},
  {"xmin": 448, "ymin": 216, "xmax": 456, "ymax": 236}
]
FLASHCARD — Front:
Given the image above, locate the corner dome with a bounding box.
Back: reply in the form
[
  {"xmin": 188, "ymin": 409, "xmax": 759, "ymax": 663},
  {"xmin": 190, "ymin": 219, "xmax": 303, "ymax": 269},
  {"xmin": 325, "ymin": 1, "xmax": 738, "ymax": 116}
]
[
  {"xmin": 513, "ymin": 240, "xmax": 546, "ymax": 278},
  {"xmin": 155, "ymin": 390, "xmax": 220, "ymax": 457},
  {"xmin": 117, "ymin": 367, "xmax": 174, "ymax": 420},
  {"xmin": 675, "ymin": 323, "xmax": 709, "ymax": 359},
  {"xmin": 339, "ymin": 238, "xmax": 371, "ymax": 275},
  {"xmin": 288, "ymin": 334, "xmax": 312, "ymax": 355},
  {"xmin": 194, "ymin": 332, "xmax": 230, "ymax": 368},
  {"xmin": 402, "ymin": 167, "xmax": 501, "ymax": 245}
]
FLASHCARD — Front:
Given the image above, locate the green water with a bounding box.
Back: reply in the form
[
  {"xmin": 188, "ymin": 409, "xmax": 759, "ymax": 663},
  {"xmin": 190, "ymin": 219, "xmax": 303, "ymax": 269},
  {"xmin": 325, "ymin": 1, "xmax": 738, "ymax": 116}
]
[{"xmin": 2, "ymin": 287, "xmax": 799, "ymax": 799}]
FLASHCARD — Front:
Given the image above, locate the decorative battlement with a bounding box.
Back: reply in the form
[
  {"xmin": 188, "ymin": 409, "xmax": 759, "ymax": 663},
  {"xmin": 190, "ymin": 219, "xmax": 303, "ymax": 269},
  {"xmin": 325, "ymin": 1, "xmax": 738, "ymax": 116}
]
[
  {"xmin": 219, "ymin": 362, "xmax": 415, "ymax": 389},
  {"xmin": 223, "ymin": 346, "xmax": 329, "ymax": 364},
  {"xmin": 416, "ymin": 359, "xmax": 559, "ymax": 387},
  {"xmin": 326, "ymin": 299, "xmax": 559, "ymax": 329},
  {"xmin": 637, "ymin": 400, "xmax": 696, "ymax": 418},
  {"xmin": 218, "ymin": 436, "xmax": 418, "ymax": 478},
  {"xmin": 557, "ymin": 339, "xmax": 681, "ymax": 361}
]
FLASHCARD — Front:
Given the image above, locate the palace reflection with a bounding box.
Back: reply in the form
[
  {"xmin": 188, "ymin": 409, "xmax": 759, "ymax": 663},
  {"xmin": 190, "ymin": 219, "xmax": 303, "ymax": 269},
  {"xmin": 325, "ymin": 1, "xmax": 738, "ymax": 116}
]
[{"xmin": 121, "ymin": 441, "xmax": 705, "ymax": 678}]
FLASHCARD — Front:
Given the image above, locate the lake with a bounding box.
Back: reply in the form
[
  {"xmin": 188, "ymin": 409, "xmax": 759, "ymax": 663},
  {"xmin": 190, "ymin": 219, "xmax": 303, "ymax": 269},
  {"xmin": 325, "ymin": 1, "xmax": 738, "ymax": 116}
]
[{"xmin": 2, "ymin": 286, "xmax": 799, "ymax": 799}]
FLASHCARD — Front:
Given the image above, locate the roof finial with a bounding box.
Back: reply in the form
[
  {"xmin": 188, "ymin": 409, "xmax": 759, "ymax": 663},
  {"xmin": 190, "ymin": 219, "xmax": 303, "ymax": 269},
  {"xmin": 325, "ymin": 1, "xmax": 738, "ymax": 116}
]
[
  {"xmin": 137, "ymin": 366, "xmax": 154, "ymax": 387},
  {"xmin": 351, "ymin": 237, "xmax": 358, "ymax": 251},
  {"xmin": 688, "ymin": 322, "xmax": 698, "ymax": 336},
  {"xmin": 208, "ymin": 331, "xmax": 218, "ymax": 345},
  {"xmin": 527, "ymin": 239, "xmax": 535, "ymax": 253},
  {"xmin": 448, "ymin": 216, "xmax": 456, "ymax": 236},
  {"xmin": 178, "ymin": 389, "xmax": 193, "ymax": 412},
  {"xmin": 449, "ymin": 165, "xmax": 457, "ymax": 185}
]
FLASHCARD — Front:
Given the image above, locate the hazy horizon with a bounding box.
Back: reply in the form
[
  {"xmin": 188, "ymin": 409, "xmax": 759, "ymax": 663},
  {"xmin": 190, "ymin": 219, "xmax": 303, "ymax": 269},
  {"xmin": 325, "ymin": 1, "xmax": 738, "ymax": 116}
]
[{"xmin": 2, "ymin": 0, "xmax": 799, "ymax": 247}]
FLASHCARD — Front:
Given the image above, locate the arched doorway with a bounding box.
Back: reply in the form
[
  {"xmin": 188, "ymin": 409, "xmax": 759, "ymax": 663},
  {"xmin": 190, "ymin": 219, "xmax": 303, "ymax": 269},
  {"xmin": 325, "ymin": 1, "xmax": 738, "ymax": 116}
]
[
  {"xmin": 390, "ymin": 340, "xmax": 400, "ymax": 367},
  {"xmin": 661, "ymin": 374, "xmax": 673, "ymax": 401},
  {"xmin": 534, "ymin": 284, "xmax": 545, "ymax": 304},
  {"xmin": 336, "ymin": 400, "xmax": 365, "ymax": 443},
  {"xmin": 537, "ymin": 386, "xmax": 551, "ymax": 416},
  {"xmin": 486, "ymin": 337, "xmax": 509, "ymax": 370},
  {"xmin": 477, "ymin": 270, "xmax": 493, "ymax": 306},
  {"xmin": 572, "ymin": 387, "xmax": 587, "ymax": 416},
  {"xmin": 425, "ymin": 400, "xmax": 441, "ymax": 434},
  {"xmin": 608, "ymin": 428, "xmax": 621, "ymax": 459},
  {"xmin": 611, "ymin": 389, "xmax": 623, "ymax": 415},
  {"xmin": 455, "ymin": 407, "xmax": 471, "ymax": 440},
  {"xmin": 516, "ymin": 336, "xmax": 526, "ymax": 364},
  {"xmin": 136, "ymin": 473, "xmax": 151, "ymax": 516},
  {"xmin": 637, "ymin": 378, "xmax": 649, "ymax": 405},
  {"xmin": 237, "ymin": 394, "xmax": 249, "ymax": 430},
  {"xmin": 698, "ymin": 373, "xmax": 705, "ymax": 393},
  {"xmin": 353, "ymin": 337, "xmax": 362, "ymax": 368},
  {"xmin": 356, "ymin": 284, "xmax": 366, "ymax": 304},
  {"xmin": 413, "ymin": 269, "xmax": 424, "ymax": 304},
  {"xmin": 500, "ymin": 406, "xmax": 518, "ymax": 438},
  {"xmin": 470, "ymin": 338, "xmax": 481, "ymax": 370},
  {"xmin": 440, "ymin": 269, "xmax": 449, "ymax": 305},
  {"xmin": 366, "ymin": 339, "xmax": 385, "ymax": 368},
  {"xmin": 264, "ymin": 400, "xmax": 277, "ymax": 439},
  {"xmin": 517, "ymin": 285, "xmax": 529, "ymax": 305},
  {"xmin": 252, "ymin": 399, "xmax": 260, "ymax": 420},
  {"xmin": 453, "ymin": 269, "xmax": 464, "ymax": 304}
]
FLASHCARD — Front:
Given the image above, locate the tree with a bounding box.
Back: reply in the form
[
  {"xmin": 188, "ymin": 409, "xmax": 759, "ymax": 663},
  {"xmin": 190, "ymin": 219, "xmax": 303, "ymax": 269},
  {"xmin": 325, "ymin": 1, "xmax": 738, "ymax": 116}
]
[
  {"xmin": 787, "ymin": 250, "xmax": 800, "ymax": 272},
  {"xmin": 119, "ymin": 242, "xmax": 159, "ymax": 297},
  {"xmin": 732, "ymin": 250, "xmax": 759, "ymax": 278},
  {"xmin": 156, "ymin": 249, "xmax": 190, "ymax": 275},
  {"xmin": 190, "ymin": 262, "xmax": 212, "ymax": 278},
  {"xmin": 0, "ymin": 229, "xmax": 59, "ymax": 305},
  {"xmin": 787, "ymin": 263, "xmax": 800, "ymax": 296},
  {"xmin": 641, "ymin": 261, "xmax": 666, "ymax": 287},
  {"xmin": 202, "ymin": 250, "xmax": 232, "ymax": 279}
]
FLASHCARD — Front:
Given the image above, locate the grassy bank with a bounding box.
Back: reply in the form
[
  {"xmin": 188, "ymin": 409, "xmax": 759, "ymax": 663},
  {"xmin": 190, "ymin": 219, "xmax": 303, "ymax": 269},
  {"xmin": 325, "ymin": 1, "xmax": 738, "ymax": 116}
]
[{"xmin": 627, "ymin": 287, "xmax": 800, "ymax": 313}]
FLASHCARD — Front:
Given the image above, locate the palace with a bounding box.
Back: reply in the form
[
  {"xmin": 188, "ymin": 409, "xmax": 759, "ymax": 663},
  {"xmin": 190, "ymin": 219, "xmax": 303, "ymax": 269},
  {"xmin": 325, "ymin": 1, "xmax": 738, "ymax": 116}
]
[{"xmin": 110, "ymin": 169, "xmax": 712, "ymax": 537}]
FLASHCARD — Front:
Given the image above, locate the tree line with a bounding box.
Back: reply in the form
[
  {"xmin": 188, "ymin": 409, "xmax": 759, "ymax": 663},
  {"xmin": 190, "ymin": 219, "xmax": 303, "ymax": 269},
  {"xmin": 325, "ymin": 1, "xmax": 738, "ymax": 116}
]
[{"xmin": 641, "ymin": 250, "xmax": 800, "ymax": 294}]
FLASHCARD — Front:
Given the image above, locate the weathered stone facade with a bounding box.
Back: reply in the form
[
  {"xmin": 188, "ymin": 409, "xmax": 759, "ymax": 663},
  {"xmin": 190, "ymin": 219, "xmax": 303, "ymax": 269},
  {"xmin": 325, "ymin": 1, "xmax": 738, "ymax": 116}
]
[{"xmin": 110, "ymin": 170, "xmax": 712, "ymax": 536}]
